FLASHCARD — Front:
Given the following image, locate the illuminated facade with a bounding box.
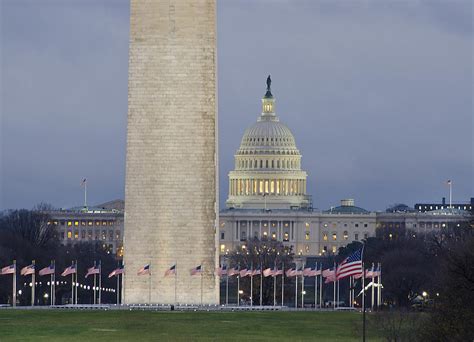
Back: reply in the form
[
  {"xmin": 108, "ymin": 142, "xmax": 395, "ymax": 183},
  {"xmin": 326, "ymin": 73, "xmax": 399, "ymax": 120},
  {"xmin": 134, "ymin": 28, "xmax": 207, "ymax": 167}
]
[{"xmin": 48, "ymin": 199, "xmax": 124, "ymax": 258}]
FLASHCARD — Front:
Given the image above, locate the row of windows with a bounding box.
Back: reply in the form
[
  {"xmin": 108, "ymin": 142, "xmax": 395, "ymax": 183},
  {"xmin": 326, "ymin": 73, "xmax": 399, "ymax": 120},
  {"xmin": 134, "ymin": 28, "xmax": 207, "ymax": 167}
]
[
  {"xmin": 417, "ymin": 205, "xmax": 472, "ymax": 211},
  {"xmin": 61, "ymin": 230, "xmax": 121, "ymax": 241},
  {"xmin": 322, "ymin": 231, "xmax": 369, "ymax": 241},
  {"xmin": 50, "ymin": 220, "xmax": 118, "ymax": 227},
  {"xmin": 231, "ymin": 179, "xmax": 305, "ymax": 196},
  {"xmin": 323, "ymin": 223, "xmax": 368, "ymax": 228},
  {"xmin": 236, "ymin": 158, "xmax": 300, "ymax": 170}
]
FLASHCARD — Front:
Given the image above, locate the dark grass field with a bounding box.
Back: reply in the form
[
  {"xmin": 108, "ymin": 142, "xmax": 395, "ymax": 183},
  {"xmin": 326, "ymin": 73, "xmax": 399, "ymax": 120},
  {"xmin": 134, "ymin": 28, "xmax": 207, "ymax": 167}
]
[{"xmin": 0, "ymin": 309, "xmax": 381, "ymax": 341}]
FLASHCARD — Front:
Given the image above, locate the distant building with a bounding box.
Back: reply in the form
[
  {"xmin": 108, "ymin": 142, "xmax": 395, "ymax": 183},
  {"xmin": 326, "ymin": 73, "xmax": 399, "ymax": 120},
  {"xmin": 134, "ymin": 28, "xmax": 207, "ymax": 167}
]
[
  {"xmin": 414, "ymin": 197, "xmax": 473, "ymax": 212},
  {"xmin": 47, "ymin": 199, "xmax": 124, "ymax": 258}
]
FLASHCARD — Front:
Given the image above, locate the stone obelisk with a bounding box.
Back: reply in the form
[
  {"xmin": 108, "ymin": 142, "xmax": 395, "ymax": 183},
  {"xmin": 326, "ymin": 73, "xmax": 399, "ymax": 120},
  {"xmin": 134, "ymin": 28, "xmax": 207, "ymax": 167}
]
[{"xmin": 124, "ymin": 0, "xmax": 218, "ymax": 304}]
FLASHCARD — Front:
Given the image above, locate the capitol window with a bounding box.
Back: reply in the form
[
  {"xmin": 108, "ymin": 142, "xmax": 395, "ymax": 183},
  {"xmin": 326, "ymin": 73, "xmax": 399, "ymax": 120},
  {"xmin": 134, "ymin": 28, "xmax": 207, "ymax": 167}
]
[
  {"xmin": 332, "ymin": 233, "xmax": 337, "ymax": 241},
  {"xmin": 323, "ymin": 233, "xmax": 328, "ymax": 241},
  {"xmin": 332, "ymin": 246, "xmax": 337, "ymax": 253},
  {"xmin": 67, "ymin": 221, "xmax": 72, "ymax": 227},
  {"xmin": 343, "ymin": 231, "xmax": 348, "ymax": 240},
  {"xmin": 305, "ymin": 232, "xmax": 310, "ymax": 240},
  {"xmin": 88, "ymin": 221, "xmax": 93, "ymax": 226},
  {"xmin": 220, "ymin": 244, "xmax": 225, "ymax": 253},
  {"xmin": 67, "ymin": 231, "xmax": 72, "ymax": 239},
  {"xmin": 355, "ymin": 233, "xmax": 359, "ymax": 241},
  {"xmin": 74, "ymin": 231, "xmax": 79, "ymax": 239},
  {"xmin": 283, "ymin": 232, "xmax": 289, "ymax": 241}
]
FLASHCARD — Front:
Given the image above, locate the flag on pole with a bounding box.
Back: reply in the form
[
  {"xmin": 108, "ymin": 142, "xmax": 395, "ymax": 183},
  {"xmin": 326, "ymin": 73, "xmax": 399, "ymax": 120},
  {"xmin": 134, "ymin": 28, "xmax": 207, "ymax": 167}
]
[
  {"xmin": 81, "ymin": 178, "xmax": 87, "ymax": 187},
  {"xmin": 137, "ymin": 264, "xmax": 150, "ymax": 275},
  {"xmin": 295, "ymin": 267, "xmax": 303, "ymax": 276},
  {"xmin": 227, "ymin": 267, "xmax": 238, "ymax": 276},
  {"xmin": 263, "ymin": 268, "xmax": 273, "ymax": 277},
  {"xmin": 85, "ymin": 265, "xmax": 100, "ymax": 278},
  {"xmin": 252, "ymin": 266, "xmax": 261, "ymax": 276},
  {"xmin": 365, "ymin": 264, "xmax": 375, "ymax": 278},
  {"xmin": 0, "ymin": 264, "xmax": 15, "ymax": 275},
  {"xmin": 239, "ymin": 268, "xmax": 250, "ymax": 278},
  {"xmin": 303, "ymin": 267, "xmax": 313, "ymax": 276},
  {"xmin": 336, "ymin": 248, "xmax": 363, "ymax": 280},
  {"xmin": 447, "ymin": 180, "xmax": 452, "ymax": 185},
  {"xmin": 373, "ymin": 264, "xmax": 381, "ymax": 277},
  {"xmin": 272, "ymin": 266, "xmax": 283, "ymax": 277},
  {"xmin": 61, "ymin": 264, "xmax": 76, "ymax": 277},
  {"xmin": 21, "ymin": 264, "xmax": 35, "ymax": 276},
  {"xmin": 215, "ymin": 265, "xmax": 227, "ymax": 277},
  {"xmin": 108, "ymin": 265, "xmax": 124, "ymax": 278},
  {"xmin": 322, "ymin": 267, "xmax": 336, "ymax": 283},
  {"xmin": 190, "ymin": 265, "xmax": 202, "ymax": 276},
  {"xmin": 285, "ymin": 268, "xmax": 296, "ymax": 277},
  {"xmin": 165, "ymin": 264, "xmax": 177, "ymax": 276},
  {"xmin": 39, "ymin": 264, "xmax": 55, "ymax": 276}
]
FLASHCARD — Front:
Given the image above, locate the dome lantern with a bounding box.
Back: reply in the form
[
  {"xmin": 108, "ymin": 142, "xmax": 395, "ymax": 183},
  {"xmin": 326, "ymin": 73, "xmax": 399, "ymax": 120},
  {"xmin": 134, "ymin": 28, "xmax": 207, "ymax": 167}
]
[{"xmin": 261, "ymin": 75, "xmax": 276, "ymax": 117}]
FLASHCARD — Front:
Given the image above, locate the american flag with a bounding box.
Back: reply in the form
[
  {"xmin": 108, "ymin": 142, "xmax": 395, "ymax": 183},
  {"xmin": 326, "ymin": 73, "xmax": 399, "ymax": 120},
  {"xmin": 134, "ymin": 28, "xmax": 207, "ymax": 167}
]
[
  {"xmin": 252, "ymin": 267, "xmax": 261, "ymax": 276},
  {"xmin": 239, "ymin": 268, "xmax": 250, "ymax": 278},
  {"xmin": 373, "ymin": 264, "xmax": 381, "ymax": 277},
  {"xmin": 285, "ymin": 268, "xmax": 296, "ymax": 277},
  {"xmin": 165, "ymin": 264, "xmax": 176, "ymax": 276},
  {"xmin": 85, "ymin": 265, "xmax": 100, "ymax": 278},
  {"xmin": 0, "ymin": 264, "xmax": 15, "ymax": 275},
  {"xmin": 39, "ymin": 264, "xmax": 55, "ymax": 276},
  {"xmin": 61, "ymin": 264, "xmax": 76, "ymax": 277},
  {"xmin": 137, "ymin": 264, "xmax": 151, "ymax": 276},
  {"xmin": 81, "ymin": 178, "xmax": 87, "ymax": 187},
  {"xmin": 272, "ymin": 266, "xmax": 283, "ymax": 277},
  {"xmin": 295, "ymin": 267, "xmax": 303, "ymax": 276},
  {"xmin": 190, "ymin": 265, "xmax": 202, "ymax": 276},
  {"xmin": 365, "ymin": 264, "xmax": 375, "ymax": 278},
  {"xmin": 215, "ymin": 265, "xmax": 227, "ymax": 277},
  {"xmin": 108, "ymin": 265, "xmax": 124, "ymax": 278},
  {"xmin": 21, "ymin": 264, "xmax": 35, "ymax": 276},
  {"xmin": 336, "ymin": 248, "xmax": 363, "ymax": 280},
  {"xmin": 227, "ymin": 267, "xmax": 238, "ymax": 276},
  {"xmin": 263, "ymin": 268, "xmax": 273, "ymax": 277},
  {"xmin": 303, "ymin": 267, "xmax": 313, "ymax": 277},
  {"xmin": 322, "ymin": 267, "xmax": 336, "ymax": 283}
]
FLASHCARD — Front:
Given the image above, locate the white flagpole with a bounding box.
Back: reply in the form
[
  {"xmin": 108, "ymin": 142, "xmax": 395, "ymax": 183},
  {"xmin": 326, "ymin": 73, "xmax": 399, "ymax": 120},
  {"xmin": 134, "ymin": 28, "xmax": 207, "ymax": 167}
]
[
  {"xmin": 314, "ymin": 263, "xmax": 317, "ymax": 309},
  {"xmin": 12, "ymin": 260, "xmax": 16, "ymax": 307},
  {"xmin": 84, "ymin": 179, "xmax": 87, "ymax": 208},
  {"xmin": 449, "ymin": 180, "xmax": 452, "ymax": 208},
  {"xmin": 301, "ymin": 262, "xmax": 305, "ymax": 309},
  {"xmin": 378, "ymin": 263, "xmax": 382, "ymax": 309},
  {"xmin": 281, "ymin": 262, "xmax": 284, "ymax": 306},
  {"xmin": 371, "ymin": 263, "xmax": 375, "ymax": 311},
  {"xmin": 333, "ymin": 262, "xmax": 336, "ymax": 310},
  {"xmin": 75, "ymin": 260, "xmax": 78, "ymax": 305},
  {"xmin": 237, "ymin": 268, "xmax": 240, "ymax": 306},
  {"xmin": 93, "ymin": 261, "xmax": 97, "ymax": 305},
  {"xmin": 225, "ymin": 262, "xmax": 229, "ymax": 306},
  {"xmin": 250, "ymin": 263, "xmax": 253, "ymax": 307},
  {"xmin": 273, "ymin": 262, "xmax": 276, "ymax": 306},
  {"xmin": 336, "ymin": 279, "xmax": 339, "ymax": 308},
  {"xmin": 117, "ymin": 273, "xmax": 120, "ymax": 305},
  {"xmin": 349, "ymin": 275, "xmax": 352, "ymax": 308},
  {"xmin": 31, "ymin": 260, "xmax": 35, "ymax": 306},
  {"xmin": 70, "ymin": 263, "xmax": 74, "ymax": 305},
  {"xmin": 200, "ymin": 264, "xmax": 203, "ymax": 305},
  {"xmin": 53, "ymin": 260, "xmax": 56, "ymax": 305},
  {"xmin": 259, "ymin": 262, "xmax": 263, "ymax": 306},
  {"xmin": 98, "ymin": 261, "xmax": 101, "ymax": 305},
  {"xmin": 295, "ymin": 267, "xmax": 298, "ymax": 309}
]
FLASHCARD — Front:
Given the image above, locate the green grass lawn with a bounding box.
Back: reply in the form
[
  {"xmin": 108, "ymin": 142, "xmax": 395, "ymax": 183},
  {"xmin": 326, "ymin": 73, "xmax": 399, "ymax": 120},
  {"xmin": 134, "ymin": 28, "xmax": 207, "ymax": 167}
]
[{"xmin": 0, "ymin": 310, "xmax": 380, "ymax": 341}]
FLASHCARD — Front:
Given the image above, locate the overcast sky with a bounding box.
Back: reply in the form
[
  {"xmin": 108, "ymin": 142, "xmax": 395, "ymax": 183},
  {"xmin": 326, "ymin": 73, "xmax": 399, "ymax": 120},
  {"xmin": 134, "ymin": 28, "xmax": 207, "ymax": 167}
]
[{"xmin": 1, "ymin": 0, "xmax": 472, "ymax": 211}]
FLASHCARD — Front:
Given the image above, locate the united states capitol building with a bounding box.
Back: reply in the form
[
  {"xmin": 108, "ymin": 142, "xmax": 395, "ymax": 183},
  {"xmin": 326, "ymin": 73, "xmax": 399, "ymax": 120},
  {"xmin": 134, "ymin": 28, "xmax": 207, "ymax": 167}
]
[
  {"xmin": 218, "ymin": 78, "xmax": 471, "ymax": 258},
  {"xmin": 47, "ymin": 78, "xmax": 470, "ymax": 259}
]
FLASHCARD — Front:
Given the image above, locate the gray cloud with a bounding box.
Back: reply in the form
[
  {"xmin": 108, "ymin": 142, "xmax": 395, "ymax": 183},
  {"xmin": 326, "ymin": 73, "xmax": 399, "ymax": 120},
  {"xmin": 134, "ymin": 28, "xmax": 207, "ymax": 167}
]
[{"xmin": 1, "ymin": 0, "xmax": 472, "ymax": 211}]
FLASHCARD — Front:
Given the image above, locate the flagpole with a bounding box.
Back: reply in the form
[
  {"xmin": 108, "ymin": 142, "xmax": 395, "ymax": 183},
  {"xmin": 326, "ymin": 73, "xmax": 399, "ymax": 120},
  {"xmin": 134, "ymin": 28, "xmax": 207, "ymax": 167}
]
[
  {"xmin": 200, "ymin": 264, "xmax": 203, "ymax": 305},
  {"xmin": 250, "ymin": 262, "xmax": 253, "ymax": 307},
  {"xmin": 337, "ymin": 279, "xmax": 339, "ymax": 308},
  {"xmin": 333, "ymin": 262, "xmax": 336, "ymax": 310},
  {"xmin": 371, "ymin": 263, "xmax": 375, "ymax": 311},
  {"xmin": 362, "ymin": 245, "xmax": 366, "ymax": 342},
  {"xmin": 349, "ymin": 276, "xmax": 352, "ymax": 308},
  {"xmin": 301, "ymin": 261, "xmax": 305, "ymax": 309},
  {"xmin": 378, "ymin": 263, "xmax": 382, "ymax": 309},
  {"xmin": 84, "ymin": 179, "xmax": 87, "ymax": 208},
  {"xmin": 237, "ymin": 271, "xmax": 240, "ymax": 306},
  {"xmin": 70, "ymin": 261, "xmax": 74, "ymax": 305},
  {"xmin": 273, "ymin": 262, "xmax": 276, "ymax": 306},
  {"xmin": 12, "ymin": 260, "xmax": 16, "ymax": 307},
  {"xmin": 281, "ymin": 262, "xmax": 284, "ymax": 306},
  {"xmin": 314, "ymin": 263, "xmax": 317, "ymax": 309},
  {"xmin": 117, "ymin": 273, "xmax": 120, "ymax": 305},
  {"xmin": 31, "ymin": 260, "xmax": 35, "ymax": 306},
  {"xmin": 75, "ymin": 260, "xmax": 78, "ymax": 305},
  {"xmin": 449, "ymin": 180, "xmax": 452, "ymax": 208},
  {"xmin": 93, "ymin": 261, "xmax": 96, "ymax": 305},
  {"xmin": 295, "ymin": 265, "xmax": 298, "ymax": 309},
  {"xmin": 225, "ymin": 261, "xmax": 229, "ymax": 306},
  {"xmin": 53, "ymin": 260, "xmax": 56, "ymax": 306},
  {"xmin": 259, "ymin": 262, "xmax": 262, "ymax": 306},
  {"xmin": 98, "ymin": 260, "xmax": 101, "ymax": 305},
  {"xmin": 319, "ymin": 267, "xmax": 322, "ymax": 308}
]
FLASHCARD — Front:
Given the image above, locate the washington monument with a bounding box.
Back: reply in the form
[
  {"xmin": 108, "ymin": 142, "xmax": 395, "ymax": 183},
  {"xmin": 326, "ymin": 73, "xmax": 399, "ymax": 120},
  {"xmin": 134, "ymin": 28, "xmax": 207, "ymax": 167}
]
[{"xmin": 123, "ymin": 0, "xmax": 218, "ymax": 304}]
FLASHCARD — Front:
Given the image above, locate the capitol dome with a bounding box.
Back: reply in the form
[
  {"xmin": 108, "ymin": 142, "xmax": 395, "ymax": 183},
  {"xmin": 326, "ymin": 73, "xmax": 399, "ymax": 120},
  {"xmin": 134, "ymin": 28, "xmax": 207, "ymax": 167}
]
[{"xmin": 226, "ymin": 76, "xmax": 310, "ymax": 210}]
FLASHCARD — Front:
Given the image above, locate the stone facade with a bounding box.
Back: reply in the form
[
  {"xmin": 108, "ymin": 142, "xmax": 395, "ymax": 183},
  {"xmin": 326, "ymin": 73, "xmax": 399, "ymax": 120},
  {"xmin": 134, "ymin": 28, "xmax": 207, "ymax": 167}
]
[{"xmin": 124, "ymin": 0, "xmax": 218, "ymax": 304}]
